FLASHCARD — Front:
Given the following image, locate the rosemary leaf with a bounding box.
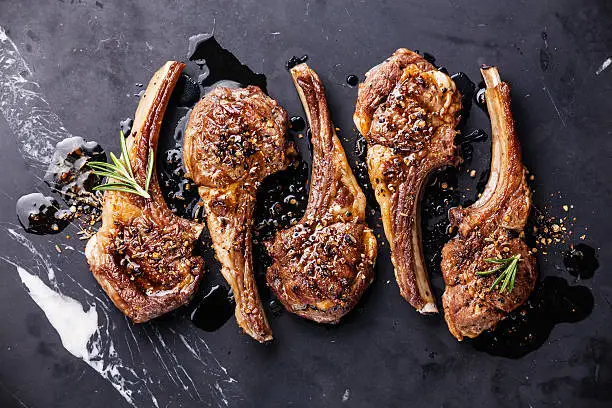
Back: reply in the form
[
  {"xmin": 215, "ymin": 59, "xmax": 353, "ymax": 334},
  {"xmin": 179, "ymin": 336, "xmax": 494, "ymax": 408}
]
[
  {"xmin": 506, "ymin": 257, "xmax": 520, "ymax": 292},
  {"xmin": 145, "ymin": 147, "xmax": 154, "ymax": 192},
  {"xmin": 119, "ymin": 131, "xmax": 134, "ymax": 178},
  {"xmin": 87, "ymin": 131, "xmax": 153, "ymax": 199},
  {"xmin": 499, "ymin": 263, "xmax": 513, "ymax": 292},
  {"xmin": 109, "ymin": 152, "xmax": 131, "ymax": 179},
  {"xmin": 477, "ymin": 254, "xmax": 521, "ymax": 293},
  {"xmin": 475, "ymin": 263, "xmax": 506, "ymax": 276},
  {"xmin": 483, "ymin": 258, "xmax": 510, "ymax": 264},
  {"xmin": 489, "ymin": 270, "xmax": 507, "ymax": 292},
  {"xmin": 93, "ymin": 184, "xmax": 140, "ymax": 195},
  {"xmin": 508, "ymin": 263, "xmax": 517, "ymax": 292},
  {"xmin": 89, "ymin": 169, "xmax": 134, "ymax": 185}
]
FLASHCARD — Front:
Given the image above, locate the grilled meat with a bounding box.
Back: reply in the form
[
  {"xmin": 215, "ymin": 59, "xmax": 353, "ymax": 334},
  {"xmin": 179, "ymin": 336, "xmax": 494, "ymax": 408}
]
[
  {"xmin": 183, "ymin": 85, "xmax": 292, "ymax": 342},
  {"xmin": 441, "ymin": 66, "xmax": 537, "ymax": 340},
  {"xmin": 354, "ymin": 49, "xmax": 462, "ymax": 313},
  {"xmin": 266, "ymin": 63, "xmax": 377, "ymax": 324},
  {"xmin": 86, "ymin": 61, "xmax": 205, "ymax": 322}
]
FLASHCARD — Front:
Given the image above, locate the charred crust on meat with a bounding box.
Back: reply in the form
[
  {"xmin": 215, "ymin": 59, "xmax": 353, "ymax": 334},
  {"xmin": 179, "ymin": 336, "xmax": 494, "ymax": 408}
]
[
  {"xmin": 184, "ymin": 86, "xmax": 289, "ymax": 189},
  {"xmin": 110, "ymin": 217, "xmax": 202, "ymax": 292}
]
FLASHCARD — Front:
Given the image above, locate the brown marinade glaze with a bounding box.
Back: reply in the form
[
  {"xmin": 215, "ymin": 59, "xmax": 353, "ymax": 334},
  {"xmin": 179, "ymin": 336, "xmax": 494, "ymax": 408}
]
[
  {"xmin": 441, "ymin": 66, "xmax": 537, "ymax": 340},
  {"xmin": 266, "ymin": 63, "xmax": 377, "ymax": 324},
  {"xmin": 354, "ymin": 49, "xmax": 462, "ymax": 313},
  {"xmin": 86, "ymin": 61, "xmax": 206, "ymax": 323},
  {"xmin": 183, "ymin": 85, "xmax": 292, "ymax": 342}
]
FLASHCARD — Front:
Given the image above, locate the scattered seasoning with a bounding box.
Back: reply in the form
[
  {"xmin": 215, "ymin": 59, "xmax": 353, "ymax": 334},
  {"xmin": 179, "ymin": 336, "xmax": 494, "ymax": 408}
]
[
  {"xmin": 533, "ymin": 205, "xmax": 579, "ymax": 248},
  {"xmin": 529, "ymin": 190, "xmax": 589, "ymax": 260}
]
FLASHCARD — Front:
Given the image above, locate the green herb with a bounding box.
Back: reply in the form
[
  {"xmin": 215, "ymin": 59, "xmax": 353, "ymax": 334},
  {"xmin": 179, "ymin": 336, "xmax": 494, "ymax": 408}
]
[
  {"xmin": 475, "ymin": 254, "xmax": 521, "ymax": 293},
  {"xmin": 87, "ymin": 131, "xmax": 153, "ymax": 199}
]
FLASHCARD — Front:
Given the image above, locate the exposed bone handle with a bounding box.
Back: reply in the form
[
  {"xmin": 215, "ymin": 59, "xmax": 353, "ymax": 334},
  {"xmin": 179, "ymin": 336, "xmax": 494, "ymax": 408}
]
[{"xmin": 202, "ymin": 188, "xmax": 273, "ymax": 342}]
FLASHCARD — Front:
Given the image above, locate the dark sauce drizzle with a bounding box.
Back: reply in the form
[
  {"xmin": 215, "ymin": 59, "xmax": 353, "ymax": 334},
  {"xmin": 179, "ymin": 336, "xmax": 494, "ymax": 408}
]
[
  {"xmin": 188, "ymin": 33, "xmax": 267, "ymax": 93},
  {"xmin": 421, "ymin": 169, "xmax": 462, "ymax": 279},
  {"xmin": 346, "ymin": 74, "xmax": 359, "ymax": 87},
  {"xmin": 190, "ymin": 284, "xmax": 235, "ymax": 332},
  {"xmin": 352, "ymin": 134, "xmax": 376, "ymax": 207},
  {"xmin": 475, "ymin": 82, "xmax": 487, "ymax": 112},
  {"xmin": 252, "ymin": 160, "xmax": 309, "ymax": 313},
  {"xmin": 16, "ymin": 193, "xmax": 71, "ymax": 235},
  {"xmin": 253, "ymin": 161, "xmax": 309, "ymax": 243},
  {"xmin": 156, "ymin": 104, "xmax": 200, "ymax": 219},
  {"xmin": 421, "ymin": 63, "xmax": 477, "ymax": 282},
  {"xmin": 471, "ymin": 277, "xmax": 594, "ymax": 358},
  {"xmin": 17, "ymin": 136, "xmax": 106, "ymax": 234},
  {"xmin": 564, "ymin": 243, "xmax": 599, "ymax": 280},
  {"xmin": 44, "ymin": 136, "xmax": 106, "ymax": 200},
  {"xmin": 120, "ymin": 117, "xmax": 133, "ymax": 136},
  {"xmin": 290, "ymin": 116, "xmax": 306, "ymax": 132},
  {"xmin": 450, "ymin": 72, "xmax": 475, "ymax": 128},
  {"xmin": 286, "ymin": 55, "xmax": 309, "ymax": 70}
]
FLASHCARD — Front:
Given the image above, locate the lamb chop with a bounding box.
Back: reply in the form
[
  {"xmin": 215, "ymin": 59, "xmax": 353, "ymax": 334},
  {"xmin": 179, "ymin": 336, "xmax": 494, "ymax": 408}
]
[
  {"xmin": 441, "ymin": 66, "xmax": 537, "ymax": 340},
  {"xmin": 266, "ymin": 63, "xmax": 377, "ymax": 324},
  {"xmin": 183, "ymin": 86, "xmax": 292, "ymax": 342},
  {"xmin": 86, "ymin": 61, "xmax": 206, "ymax": 322},
  {"xmin": 354, "ymin": 49, "xmax": 462, "ymax": 313}
]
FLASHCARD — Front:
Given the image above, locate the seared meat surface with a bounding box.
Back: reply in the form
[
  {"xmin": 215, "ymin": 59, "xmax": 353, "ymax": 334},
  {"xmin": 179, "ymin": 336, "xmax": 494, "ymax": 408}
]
[
  {"xmin": 86, "ymin": 62, "xmax": 205, "ymax": 322},
  {"xmin": 441, "ymin": 66, "xmax": 537, "ymax": 340},
  {"xmin": 184, "ymin": 85, "xmax": 291, "ymax": 342},
  {"xmin": 266, "ymin": 63, "xmax": 377, "ymax": 323},
  {"xmin": 354, "ymin": 49, "xmax": 462, "ymax": 313}
]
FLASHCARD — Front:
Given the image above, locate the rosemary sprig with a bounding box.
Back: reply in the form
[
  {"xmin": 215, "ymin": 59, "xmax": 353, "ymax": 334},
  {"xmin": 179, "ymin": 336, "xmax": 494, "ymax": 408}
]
[
  {"xmin": 476, "ymin": 254, "xmax": 521, "ymax": 293},
  {"xmin": 87, "ymin": 131, "xmax": 154, "ymax": 199}
]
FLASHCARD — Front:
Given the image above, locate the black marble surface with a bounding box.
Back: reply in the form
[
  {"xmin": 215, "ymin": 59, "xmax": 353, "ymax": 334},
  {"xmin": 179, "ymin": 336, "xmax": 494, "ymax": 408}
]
[{"xmin": 1, "ymin": 1, "xmax": 611, "ymax": 407}]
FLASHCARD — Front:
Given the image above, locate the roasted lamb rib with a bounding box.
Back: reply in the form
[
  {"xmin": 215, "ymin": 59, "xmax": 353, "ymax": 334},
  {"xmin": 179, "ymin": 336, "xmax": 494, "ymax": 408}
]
[
  {"xmin": 354, "ymin": 49, "xmax": 462, "ymax": 313},
  {"xmin": 86, "ymin": 61, "xmax": 206, "ymax": 322},
  {"xmin": 266, "ymin": 63, "xmax": 377, "ymax": 323},
  {"xmin": 183, "ymin": 85, "xmax": 292, "ymax": 342},
  {"xmin": 441, "ymin": 66, "xmax": 537, "ymax": 340}
]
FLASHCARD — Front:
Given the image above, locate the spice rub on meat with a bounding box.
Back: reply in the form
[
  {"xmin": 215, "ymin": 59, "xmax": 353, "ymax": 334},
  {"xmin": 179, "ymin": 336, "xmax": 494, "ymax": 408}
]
[
  {"xmin": 354, "ymin": 49, "xmax": 462, "ymax": 313},
  {"xmin": 441, "ymin": 66, "xmax": 537, "ymax": 340},
  {"xmin": 266, "ymin": 63, "xmax": 377, "ymax": 324},
  {"xmin": 86, "ymin": 61, "xmax": 205, "ymax": 322},
  {"xmin": 184, "ymin": 85, "xmax": 292, "ymax": 342}
]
